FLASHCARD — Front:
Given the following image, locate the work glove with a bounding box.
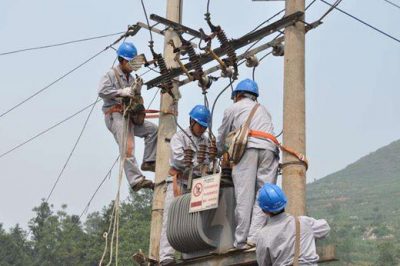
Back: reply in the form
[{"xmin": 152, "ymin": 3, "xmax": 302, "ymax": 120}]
[
  {"xmin": 132, "ymin": 76, "xmax": 143, "ymax": 95},
  {"xmin": 119, "ymin": 87, "xmax": 134, "ymax": 97}
]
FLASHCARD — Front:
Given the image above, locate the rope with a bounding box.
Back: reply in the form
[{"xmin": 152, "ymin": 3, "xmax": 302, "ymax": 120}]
[
  {"xmin": 99, "ymin": 204, "xmax": 116, "ymax": 266},
  {"xmin": 99, "ymin": 106, "xmax": 131, "ymax": 266}
]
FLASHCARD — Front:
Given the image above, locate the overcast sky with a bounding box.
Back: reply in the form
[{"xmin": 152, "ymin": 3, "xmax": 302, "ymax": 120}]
[{"xmin": 1, "ymin": 0, "xmax": 399, "ymax": 229}]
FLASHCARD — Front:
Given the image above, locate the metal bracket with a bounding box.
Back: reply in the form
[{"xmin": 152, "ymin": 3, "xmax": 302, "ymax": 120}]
[{"xmin": 145, "ymin": 11, "xmax": 304, "ymax": 90}]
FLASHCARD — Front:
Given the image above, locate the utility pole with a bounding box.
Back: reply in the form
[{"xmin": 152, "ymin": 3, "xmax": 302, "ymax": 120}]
[
  {"xmin": 282, "ymin": 0, "xmax": 306, "ymax": 216},
  {"xmin": 148, "ymin": 0, "xmax": 182, "ymax": 261}
]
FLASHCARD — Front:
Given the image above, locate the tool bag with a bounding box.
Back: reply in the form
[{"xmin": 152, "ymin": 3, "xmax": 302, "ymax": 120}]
[{"xmin": 225, "ymin": 103, "xmax": 260, "ymax": 164}]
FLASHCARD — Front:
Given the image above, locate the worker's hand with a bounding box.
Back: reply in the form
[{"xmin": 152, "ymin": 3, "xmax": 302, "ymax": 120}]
[
  {"xmin": 119, "ymin": 87, "xmax": 134, "ymax": 97},
  {"xmin": 132, "ymin": 76, "xmax": 143, "ymax": 95}
]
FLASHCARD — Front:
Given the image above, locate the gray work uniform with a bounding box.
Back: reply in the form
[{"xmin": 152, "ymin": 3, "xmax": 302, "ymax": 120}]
[
  {"xmin": 159, "ymin": 128, "xmax": 209, "ymax": 263},
  {"xmin": 98, "ymin": 65, "xmax": 157, "ymax": 187},
  {"xmin": 256, "ymin": 213, "xmax": 330, "ymax": 266},
  {"xmin": 217, "ymin": 97, "xmax": 279, "ymax": 248}
]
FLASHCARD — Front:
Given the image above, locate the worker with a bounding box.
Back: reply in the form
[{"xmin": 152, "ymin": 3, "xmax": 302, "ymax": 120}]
[
  {"xmin": 216, "ymin": 78, "xmax": 280, "ymax": 249},
  {"xmin": 98, "ymin": 42, "xmax": 157, "ymax": 191},
  {"xmin": 256, "ymin": 183, "xmax": 330, "ymax": 266},
  {"xmin": 159, "ymin": 105, "xmax": 211, "ymax": 265}
]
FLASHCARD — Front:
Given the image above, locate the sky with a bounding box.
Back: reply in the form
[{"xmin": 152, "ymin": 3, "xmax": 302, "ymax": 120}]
[{"xmin": 0, "ymin": 0, "xmax": 399, "ymax": 229}]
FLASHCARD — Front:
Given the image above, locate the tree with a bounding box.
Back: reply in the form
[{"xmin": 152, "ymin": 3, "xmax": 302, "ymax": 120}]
[
  {"xmin": 375, "ymin": 241, "xmax": 399, "ymax": 266},
  {"xmin": 0, "ymin": 223, "xmax": 33, "ymax": 266}
]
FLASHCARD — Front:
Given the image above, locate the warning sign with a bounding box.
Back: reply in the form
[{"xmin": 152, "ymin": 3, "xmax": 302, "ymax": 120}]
[{"xmin": 189, "ymin": 173, "xmax": 221, "ymax": 213}]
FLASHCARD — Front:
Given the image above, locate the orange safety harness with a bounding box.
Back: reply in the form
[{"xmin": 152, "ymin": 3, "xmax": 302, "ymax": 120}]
[
  {"xmin": 248, "ymin": 130, "xmax": 309, "ymax": 169},
  {"xmin": 104, "ymin": 104, "xmax": 161, "ymax": 119}
]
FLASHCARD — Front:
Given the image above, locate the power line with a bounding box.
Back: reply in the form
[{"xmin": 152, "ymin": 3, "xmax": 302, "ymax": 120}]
[
  {"xmin": 46, "ymin": 97, "xmax": 99, "ymax": 202},
  {"xmin": 383, "ymin": 0, "xmax": 400, "ymax": 10},
  {"xmin": 79, "ymin": 156, "xmax": 120, "ymax": 219},
  {"xmin": 318, "ymin": 0, "xmax": 343, "ymax": 22},
  {"xmin": 0, "ymin": 49, "xmax": 108, "ymax": 119},
  {"xmin": 0, "ymin": 32, "xmax": 124, "ymax": 57},
  {"xmin": 320, "ymin": 0, "xmax": 400, "ymax": 44},
  {"xmin": 252, "ymin": 51, "xmax": 272, "ymax": 81},
  {"xmin": 140, "ymin": 0, "xmax": 153, "ymax": 42},
  {"xmin": 210, "ymin": 78, "xmax": 235, "ymax": 132},
  {"xmin": 0, "ymin": 99, "xmax": 100, "ymax": 159},
  {"xmin": 146, "ymin": 88, "xmax": 161, "ymax": 110}
]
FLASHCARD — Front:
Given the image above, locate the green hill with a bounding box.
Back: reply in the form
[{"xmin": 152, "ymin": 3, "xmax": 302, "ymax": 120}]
[{"xmin": 307, "ymin": 139, "xmax": 400, "ymax": 265}]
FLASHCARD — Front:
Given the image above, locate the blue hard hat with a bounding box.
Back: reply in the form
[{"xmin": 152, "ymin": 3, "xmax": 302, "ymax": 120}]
[
  {"xmin": 117, "ymin": 42, "xmax": 137, "ymax": 61},
  {"xmin": 189, "ymin": 105, "xmax": 211, "ymax": 128},
  {"xmin": 232, "ymin": 79, "xmax": 259, "ymax": 98},
  {"xmin": 258, "ymin": 183, "xmax": 287, "ymax": 213}
]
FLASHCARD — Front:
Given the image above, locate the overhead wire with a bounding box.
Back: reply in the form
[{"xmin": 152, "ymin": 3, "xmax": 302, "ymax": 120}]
[
  {"xmin": 320, "ymin": 0, "xmax": 400, "ymax": 44},
  {"xmin": 46, "ymin": 96, "xmax": 100, "ymax": 202},
  {"xmin": 0, "ymin": 49, "xmax": 106, "ymax": 119},
  {"xmin": 140, "ymin": 0, "xmax": 154, "ymax": 42},
  {"xmin": 0, "ymin": 32, "xmax": 124, "ymax": 57},
  {"xmin": 79, "ymin": 156, "xmax": 120, "ymax": 219},
  {"xmin": 146, "ymin": 88, "xmax": 161, "ymax": 110},
  {"xmin": 383, "ymin": 0, "xmax": 400, "ymax": 10},
  {"xmin": 210, "ymin": 78, "xmax": 235, "ymax": 133},
  {"xmin": 0, "ymin": 99, "xmax": 101, "ymax": 159},
  {"xmin": 318, "ymin": 0, "xmax": 343, "ymax": 21}
]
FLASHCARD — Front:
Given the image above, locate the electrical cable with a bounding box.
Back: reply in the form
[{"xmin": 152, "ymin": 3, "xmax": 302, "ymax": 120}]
[
  {"xmin": 0, "ymin": 32, "xmax": 124, "ymax": 57},
  {"xmin": 244, "ymin": 0, "xmax": 317, "ymax": 56},
  {"xmin": 318, "ymin": 0, "xmax": 343, "ymax": 22},
  {"xmin": 320, "ymin": 0, "xmax": 400, "ymax": 44},
  {"xmin": 383, "ymin": 0, "xmax": 400, "ymax": 10},
  {"xmin": 247, "ymin": 8, "xmax": 286, "ymax": 37},
  {"xmin": 0, "ymin": 99, "xmax": 101, "ymax": 159},
  {"xmin": 140, "ymin": 0, "xmax": 153, "ymax": 42},
  {"xmin": 252, "ymin": 51, "xmax": 273, "ymax": 81},
  {"xmin": 173, "ymin": 115, "xmax": 199, "ymax": 152},
  {"xmin": 0, "ymin": 49, "xmax": 107, "ymax": 119},
  {"xmin": 209, "ymin": 78, "xmax": 235, "ymax": 133},
  {"xmin": 79, "ymin": 156, "xmax": 120, "ymax": 219},
  {"xmin": 146, "ymin": 88, "xmax": 161, "ymax": 110},
  {"xmin": 46, "ymin": 96, "xmax": 100, "ymax": 202}
]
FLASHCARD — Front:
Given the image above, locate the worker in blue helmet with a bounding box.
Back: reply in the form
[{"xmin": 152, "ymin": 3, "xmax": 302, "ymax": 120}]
[
  {"xmin": 216, "ymin": 78, "xmax": 280, "ymax": 250},
  {"xmin": 159, "ymin": 105, "xmax": 211, "ymax": 265},
  {"xmin": 256, "ymin": 184, "xmax": 330, "ymax": 266},
  {"xmin": 98, "ymin": 42, "xmax": 157, "ymax": 191}
]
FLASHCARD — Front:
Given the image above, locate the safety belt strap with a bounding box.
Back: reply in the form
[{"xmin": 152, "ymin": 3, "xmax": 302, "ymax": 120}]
[
  {"xmin": 104, "ymin": 104, "xmax": 123, "ymax": 115},
  {"xmin": 172, "ymin": 174, "xmax": 182, "ymax": 197},
  {"xmin": 248, "ymin": 130, "xmax": 309, "ymax": 169},
  {"xmin": 112, "ymin": 67, "xmax": 124, "ymax": 89},
  {"xmin": 293, "ymin": 216, "xmax": 301, "ymax": 266},
  {"xmin": 244, "ymin": 103, "xmax": 260, "ymax": 128}
]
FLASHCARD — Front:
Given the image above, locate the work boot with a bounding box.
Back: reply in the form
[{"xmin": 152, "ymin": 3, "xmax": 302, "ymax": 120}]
[
  {"xmin": 131, "ymin": 177, "xmax": 154, "ymax": 192},
  {"xmin": 141, "ymin": 161, "xmax": 156, "ymax": 172},
  {"xmin": 243, "ymin": 242, "xmax": 256, "ymax": 252},
  {"xmin": 160, "ymin": 258, "xmax": 176, "ymax": 266}
]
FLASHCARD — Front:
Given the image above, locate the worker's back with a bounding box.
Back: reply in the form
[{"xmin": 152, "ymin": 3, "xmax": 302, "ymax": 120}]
[{"xmin": 256, "ymin": 212, "xmax": 330, "ymax": 266}]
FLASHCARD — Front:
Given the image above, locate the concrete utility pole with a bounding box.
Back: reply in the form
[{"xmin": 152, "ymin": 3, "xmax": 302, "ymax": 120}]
[
  {"xmin": 282, "ymin": 0, "xmax": 306, "ymax": 216},
  {"xmin": 148, "ymin": 0, "xmax": 182, "ymax": 261}
]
